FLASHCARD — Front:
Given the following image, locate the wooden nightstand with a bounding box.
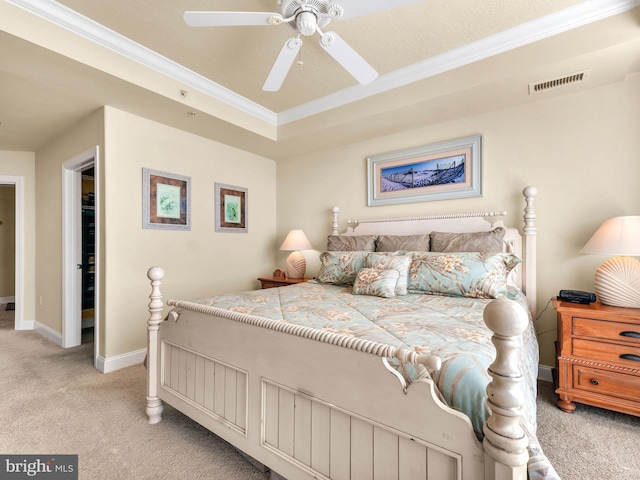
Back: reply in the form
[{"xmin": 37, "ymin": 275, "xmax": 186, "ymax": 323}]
[
  {"xmin": 258, "ymin": 276, "xmax": 312, "ymax": 289},
  {"xmin": 553, "ymin": 298, "xmax": 640, "ymax": 416}
]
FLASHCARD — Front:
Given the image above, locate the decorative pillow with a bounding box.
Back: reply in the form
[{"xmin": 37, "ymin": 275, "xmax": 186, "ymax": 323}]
[
  {"xmin": 367, "ymin": 253, "xmax": 411, "ymax": 295},
  {"xmin": 316, "ymin": 251, "xmax": 369, "ymax": 285},
  {"xmin": 406, "ymin": 251, "xmax": 521, "ymax": 298},
  {"xmin": 375, "ymin": 234, "xmax": 430, "ymax": 252},
  {"xmin": 327, "ymin": 235, "xmax": 376, "ymax": 252},
  {"xmin": 353, "ymin": 268, "xmax": 400, "ymax": 298},
  {"xmin": 430, "ymin": 228, "xmax": 505, "ymax": 253}
]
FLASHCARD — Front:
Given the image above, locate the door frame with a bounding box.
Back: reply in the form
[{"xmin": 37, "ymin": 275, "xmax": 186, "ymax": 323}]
[
  {"xmin": 62, "ymin": 146, "xmax": 100, "ymax": 369},
  {"xmin": 0, "ymin": 176, "xmax": 25, "ymax": 330}
]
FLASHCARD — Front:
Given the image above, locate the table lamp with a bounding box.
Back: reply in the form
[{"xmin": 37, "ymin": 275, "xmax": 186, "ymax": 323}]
[
  {"xmin": 580, "ymin": 216, "xmax": 640, "ymax": 308},
  {"xmin": 279, "ymin": 229, "xmax": 313, "ymax": 279}
]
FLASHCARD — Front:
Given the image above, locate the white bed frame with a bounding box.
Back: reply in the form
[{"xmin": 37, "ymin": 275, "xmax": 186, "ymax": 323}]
[{"xmin": 146, "ymin": 186, "xmax": 538, "ymax": 480}]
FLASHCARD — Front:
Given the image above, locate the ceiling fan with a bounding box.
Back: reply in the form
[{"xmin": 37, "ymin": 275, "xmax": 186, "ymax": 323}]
[{"xmin": 184, "ymin": 0, "xmax": 423, "ymax": 92}]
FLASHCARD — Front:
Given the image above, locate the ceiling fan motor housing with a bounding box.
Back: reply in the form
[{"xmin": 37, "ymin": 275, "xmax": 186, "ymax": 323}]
[{"xmin": 279, "ymin": 0, "xmax": 342, "ymax": 35}]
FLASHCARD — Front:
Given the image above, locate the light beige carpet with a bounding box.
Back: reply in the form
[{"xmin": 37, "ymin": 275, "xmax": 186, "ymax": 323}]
[
  {"xmin": 535, "ymin": 380, "xmax": 640, "ymax": 479},
  {"xmin": 0, "ymin": 307, "xmax": 269, "ymax": 480},
  {"xmin": 1, "ymin": 304, "xmax": 639, "ymax": 479}
]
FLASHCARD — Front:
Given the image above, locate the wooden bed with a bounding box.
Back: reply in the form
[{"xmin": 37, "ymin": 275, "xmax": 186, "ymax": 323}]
[{"xmin": 146, "ymin": 186, "xmax": 546, "ymax": 480}]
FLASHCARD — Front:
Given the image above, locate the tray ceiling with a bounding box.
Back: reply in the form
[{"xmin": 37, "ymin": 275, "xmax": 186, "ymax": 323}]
[{"xmin": 0, "ymin": 0, "xmax": 638, "ymax": 158}]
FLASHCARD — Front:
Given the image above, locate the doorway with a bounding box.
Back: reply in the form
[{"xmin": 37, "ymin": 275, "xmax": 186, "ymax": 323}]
[
  {"xmin": 62, "ymin": 146, "xmax": 100, "ymax": 369},
  {"xmin": 80, "ymin": 167, "xmax": 95, "ymax": 344},
  {"xmin": 0, "ymin": 185, "xmax": 16, "ymax": 327},
  {"xmin": 0, "ymin": 176, "xmax": 25, "ymax": 330}
]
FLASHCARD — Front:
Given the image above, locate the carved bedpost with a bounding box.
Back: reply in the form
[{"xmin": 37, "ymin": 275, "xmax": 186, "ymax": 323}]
[
  {"xmin": 331, "ymin": 206, "xmax": 340, "ymax": 235},
  {"xmin": 522, "ymin": 186, "xmax": 537, "ymax": 318},
  {"xmin": 146, "ymin": 266, "xmax": 165, "ymax": 425},
  {"xmin": 483, "ymin": 298, "xmax": 529, "ymax": 480}
]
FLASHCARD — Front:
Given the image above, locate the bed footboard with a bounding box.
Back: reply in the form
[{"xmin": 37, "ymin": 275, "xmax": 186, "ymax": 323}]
[{"xmin": 146, "ymin": 268, "xmax": 529, "ymax": 480}]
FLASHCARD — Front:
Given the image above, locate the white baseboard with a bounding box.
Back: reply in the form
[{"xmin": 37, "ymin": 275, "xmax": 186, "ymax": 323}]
[
  {"xmin": 34, "ymin": 321, "xmax": 63, "ymax": 346},
  {"xmin": 98, "ymin": 348, "xmax": 146, "ymax": 374},
  {"xmin": 538, "ymin": 364, "xmax": 554, "ymax": 383},
  {"xmin": 31, "ymin": 322, "xmax": 144, "ymax": 373},
  {"xmin": 0, "ymin": 296, "xmax": 15, "ymax": 304},
  {"xmin": 15, "ymin": 319, "xmax": 35, "ymax": 330}
]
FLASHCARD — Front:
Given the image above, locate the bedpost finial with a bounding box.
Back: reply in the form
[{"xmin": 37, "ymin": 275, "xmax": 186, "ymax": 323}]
[
  {"xmin": 148, "ymin": 266, "xmax": 165, "ymax": 282},
  {"xmin": 332, "ymin": 206, "xmax": 339, "ymax": 214},
  {"xmin": 523, "ymin": 185, "xmax": 538, "ymax": 198},
  {"xmin": 483, "ymin": 298, "xmax": 528, "ymax": 338}
]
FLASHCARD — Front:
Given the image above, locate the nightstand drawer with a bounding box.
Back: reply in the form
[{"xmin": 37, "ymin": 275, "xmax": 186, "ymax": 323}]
[
  {"xmin": 573, "ymin": 317, "xmax": 640, "ymax": 345},
  {"xmin": 554, "ymin": 298, "xmax": 640, "ymax": 416},
  {"xmin": 574, "ymin": 365, "xmax": 640, "ymax": 400},
  {"xmin": 573, "ymin": 338, "xmax": 640, "ymax": 366}
]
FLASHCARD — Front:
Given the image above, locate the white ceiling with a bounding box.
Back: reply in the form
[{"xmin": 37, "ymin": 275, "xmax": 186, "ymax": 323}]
[{"xmin": 0, "ymin": 0, "xmax": 639, "ymax": 159}]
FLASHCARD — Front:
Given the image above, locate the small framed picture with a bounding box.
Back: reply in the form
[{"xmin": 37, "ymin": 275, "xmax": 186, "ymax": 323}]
[
  {"xmin": 142, "ymin": 168, "xmax": 190, "ymax": 230},
  {"xmin": 215, "ymin": 182, "xmax": 247, "ymax": 233}
]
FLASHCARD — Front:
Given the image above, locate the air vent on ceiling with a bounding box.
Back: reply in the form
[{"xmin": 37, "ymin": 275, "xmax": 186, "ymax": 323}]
[{"xmin": 528, "ymin": 69, "xmax": 590, "ymax": 95}]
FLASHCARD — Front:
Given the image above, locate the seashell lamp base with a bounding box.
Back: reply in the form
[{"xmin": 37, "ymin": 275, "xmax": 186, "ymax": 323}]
[
  {"xmin": 286, "ymin": 251, "xmax": 306, "ymax": 279},
  {"xmin": 594, "ymin": 256, "xmax": 640, "ymax": 309}
]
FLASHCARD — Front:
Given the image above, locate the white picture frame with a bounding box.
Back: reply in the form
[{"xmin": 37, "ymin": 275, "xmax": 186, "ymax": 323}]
[{"xmin": 367, "ymin": 135, "xmax": 482, "ymax": 206}]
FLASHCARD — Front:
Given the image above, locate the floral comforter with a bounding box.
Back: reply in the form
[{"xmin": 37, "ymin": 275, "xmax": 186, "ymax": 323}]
[{"xmin": 197, "ymin": 281, "xmax": 558, "ymax": 479}]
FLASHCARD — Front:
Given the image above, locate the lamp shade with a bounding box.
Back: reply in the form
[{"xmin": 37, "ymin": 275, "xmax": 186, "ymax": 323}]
[
  {"xmin": 279, "ymin": 230, "xmax": 313, "ymax": 279},
  {"xmin": 279, "ymin": 230, "xmax": 313, "ymax": 251},
  {"xmin": 581, "ymin": 216, "xmax": 640, "ymax": 308},
  {"xmin": 581, "ymin": 216, "xmax": 640, "ymax": 256}
]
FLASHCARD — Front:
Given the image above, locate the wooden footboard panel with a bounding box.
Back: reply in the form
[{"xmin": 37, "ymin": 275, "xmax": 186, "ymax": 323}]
[
  {"xmin": 161, "ymin": 340, "xmax": 248, "ymax": 435},
  {"xmin": 262, "ymin": 379, "xmax": 460, "ymax": 479}
]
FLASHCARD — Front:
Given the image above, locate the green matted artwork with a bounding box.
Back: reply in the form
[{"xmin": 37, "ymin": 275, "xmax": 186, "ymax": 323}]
[
  {"xmin": 142, "ymin": 168, "xmax": 190, "ymax": 230},
  {"xmin": 215, "ymin": 182, "xmax": 248, "ymax": 233}
]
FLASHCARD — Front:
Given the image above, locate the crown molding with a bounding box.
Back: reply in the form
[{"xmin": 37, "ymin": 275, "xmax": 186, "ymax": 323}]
[
  {"xmin": 278, "ymin": 0, "xmax": 640, "ymax": 125},
  {"xmin": 6, "ymin": 0, "xmax": 278, "ymax": 125},
  {"xmin": 7, "ymin": 0, "xmax": 639, "ymax": 131}
]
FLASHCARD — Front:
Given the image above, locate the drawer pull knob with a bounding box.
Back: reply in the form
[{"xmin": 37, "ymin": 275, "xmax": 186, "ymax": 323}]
[
  {"xmin": 591, "ymin": 379, "xmax": 599, "ymax": 386},
  {"xmin": 619, "ymin": 353, "xmax": 640, "ymax": 363},
  {"xmin": 620, "ymin": 331, "xmax": 640, "ymax": 339}
]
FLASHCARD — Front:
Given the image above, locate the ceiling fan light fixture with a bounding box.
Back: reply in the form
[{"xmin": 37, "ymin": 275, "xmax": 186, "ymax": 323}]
[{"xmin": 296, "ymin": 11, "xmax": 317, "ymax": 36}]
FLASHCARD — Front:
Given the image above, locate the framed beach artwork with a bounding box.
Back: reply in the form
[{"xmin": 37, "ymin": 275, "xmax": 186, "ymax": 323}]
[
  {"xmin": 367, "ymin": 135, "xmax": 482, "ymax": 206},
  {"xmin": 215, "ymin": 183, "xmax": 248, "ymax": 233},
  {"xmin": 142, "ymin": 168, "xmax": 190, "ymax": 230}
]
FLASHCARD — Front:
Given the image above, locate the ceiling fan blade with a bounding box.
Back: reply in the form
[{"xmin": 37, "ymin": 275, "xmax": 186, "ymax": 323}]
[
  {"xmin": 336, "ymin": 0, "xmax": 425, "ymax": 21},
  {"xmin": 263, "ymin": 38, "xmax": 303, "ymax": 92},
  {"xmin": 319, "ymin": 32, "xmax": 378, "ymax": 86},
  {"xmin": 183, "ymin": 11, "xmax": 281, "ymax": 27}
]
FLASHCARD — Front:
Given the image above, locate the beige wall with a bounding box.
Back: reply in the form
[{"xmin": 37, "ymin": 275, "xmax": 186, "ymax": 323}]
[
  {"xmin": 276, "ymin": 73, "xmax": 640, "ymax": 367},
  {"xmin": 0, "ymin": 150, "xmax": 36, "ymax": 321},
  {"xmin": 102, "ymin": 107, "xmax": 277, "ymax": 357},
  {"xmin": 35, "ymin": 109, "xmax": 105, "ymax": 340},
  {"xmin": 32, "ymin": 107, "xmax": 277, "ymax": 361}
]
